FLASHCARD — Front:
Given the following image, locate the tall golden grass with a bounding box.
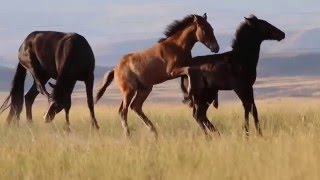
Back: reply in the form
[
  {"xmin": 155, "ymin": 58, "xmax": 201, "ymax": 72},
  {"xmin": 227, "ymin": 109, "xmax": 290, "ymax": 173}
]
[{"xmin": 0, "ymin": 98, "xmax": 319, "ymax": 179}]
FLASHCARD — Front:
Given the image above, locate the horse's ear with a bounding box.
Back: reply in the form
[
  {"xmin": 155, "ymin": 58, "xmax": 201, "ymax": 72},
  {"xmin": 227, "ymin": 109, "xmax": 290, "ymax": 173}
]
[
  {"xmin": 203, "ymin": 13, "xmax": 207, "ymax": 20},
  {"xmin": 193, "ymin": 15, "xmax": 198, "ymax": 23},
  {"xmin": 245, "ymin": 17, "xmax": 254, "ymax": 26}
]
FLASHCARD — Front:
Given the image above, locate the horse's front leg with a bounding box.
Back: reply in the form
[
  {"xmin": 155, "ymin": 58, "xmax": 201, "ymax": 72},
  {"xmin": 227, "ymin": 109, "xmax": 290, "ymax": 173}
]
[
  {"xmin": 251, "ymin": 102, "xmax": 262, "ymax": 136},
  {"xmin": 235, "ymin": 86, "xmax": 262, "ymax": 137}
]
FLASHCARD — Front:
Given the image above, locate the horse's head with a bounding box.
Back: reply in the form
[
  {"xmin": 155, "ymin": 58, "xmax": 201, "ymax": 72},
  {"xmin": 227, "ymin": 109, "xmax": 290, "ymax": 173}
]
[
  {"xmin": 244, "ymin": 15, "xmax": 285, "ymax": 41},
  {"xmin": 194, "ymin": 13, "xmax": 220, "ymax": 53}
]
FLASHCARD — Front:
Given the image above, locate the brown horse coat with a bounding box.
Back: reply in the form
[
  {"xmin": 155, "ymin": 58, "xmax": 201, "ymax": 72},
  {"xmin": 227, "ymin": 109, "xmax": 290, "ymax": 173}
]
[{"xmin": 96, "ymin": 14, "xmax": 219, "ymax": 138}]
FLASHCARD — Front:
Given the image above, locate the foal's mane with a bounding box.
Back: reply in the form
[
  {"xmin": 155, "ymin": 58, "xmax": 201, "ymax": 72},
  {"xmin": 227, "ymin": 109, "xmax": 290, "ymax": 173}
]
[
  {"xmin": 231, "ymin": 15, "xmax": 259, "ymax": 50},
  {"xmin": 158, "ymin": 14, "xmax": 203, "ymax": 42}
]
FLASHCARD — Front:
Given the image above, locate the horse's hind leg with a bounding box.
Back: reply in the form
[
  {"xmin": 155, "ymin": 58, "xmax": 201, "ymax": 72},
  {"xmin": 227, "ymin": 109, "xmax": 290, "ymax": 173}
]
[
  {"xmin": 64, "ymin": 98, "xmax": 72, "ymax": 132},
  {"xmin": 119, "ymin": 87, "xmax": 136, "ymax": 138},
  {"xmin": 194, "ymin": 99, "xmax": 220, "ymax": 138},
  {"xmin": 203, "ymin": 117, "xmax": 220, "ymax": 136},
  {"xmin": 85, "ymin": 76, "xmax": 100, "ymax": 129},
  {"xmin": 62, "ymin": 81, "xmax": 75, "ymax": 131},
  {"xmin": 118, "ymin": 101, "xmax": 123, "ymax": 115},
  {"xmin": 235, "ymin": 89, "xmax": 250, "ymax": 137},
  {"xmin": 25, "ymin": 80, "xmax": 47, "ymax": 123},
  {"xmin": 130, "ymin": 87, "xmax": 158, "ymax": 139},
  {"xmin": 193, "ymin": 101, "xmax": 210, "ymax": 137}
]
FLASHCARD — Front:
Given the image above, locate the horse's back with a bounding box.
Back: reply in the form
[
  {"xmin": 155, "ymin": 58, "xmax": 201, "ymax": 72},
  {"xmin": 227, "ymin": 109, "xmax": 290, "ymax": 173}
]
[
  {"xmin": 19, "ymin": 31, "xmax": 95, "ymax": 80},
  {"xmin": 191, "ymin": 51, "xmax": 233, "ymax": 66},
  {"xmin": 116, "ymin": 48, "xmax": 171, "ymax": 86},
  {"xmin": 56, "ymin": 32, "xmax": 95, "ymax": 78},
  {"xmin": 22, "ymin": 31, "xmax": 91, "ymax": 52}
]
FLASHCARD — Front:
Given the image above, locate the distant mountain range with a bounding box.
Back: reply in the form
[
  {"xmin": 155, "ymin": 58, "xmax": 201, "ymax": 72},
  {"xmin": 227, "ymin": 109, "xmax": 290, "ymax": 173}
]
[
  {"xmin": 0, "ymin": 52, "xmax": 319, "ymax": 91},
  {"xmin": 258, "ymin": 52, "xmax": 320, "ymax": 77},
  {"xmin": 93, "ymin": 28, "xmax": 320, "ymax": 66},
  {"xmin": 1, "ymin": 27, "xmax": 319, "ymax": 67},
  {"xmin": 0, "ymin": 28, "xmax": 319, "ymax": 97},
  {"xmin": 0, "ymin": 66, "xmax": 14, "ymax": 91}
]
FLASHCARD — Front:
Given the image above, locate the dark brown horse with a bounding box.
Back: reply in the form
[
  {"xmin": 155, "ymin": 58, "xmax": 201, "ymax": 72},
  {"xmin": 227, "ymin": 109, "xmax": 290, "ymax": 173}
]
[
  {"xmin": 172, "ymin": 15, "xmax": 285, "ymax": 137},
  {"xmin": 95, "ymin": 13, "xmax": 219, "ymax": 138},
  {"xmin": 0, "ymin": 31, "xmax": 99, "ymax": 130}
]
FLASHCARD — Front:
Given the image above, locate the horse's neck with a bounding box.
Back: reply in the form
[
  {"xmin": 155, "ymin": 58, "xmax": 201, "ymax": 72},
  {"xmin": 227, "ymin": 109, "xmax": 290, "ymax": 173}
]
[
  {"xmin": 171, "ymin": 26, "xmax": 197, "ymax": 52},
  {"xmin": 233, "ymin": 39, "xmax": 262, "ymax": 70},
  {"xmin": 52, "ymin": 76, "xmax": 74, "ymax": 102}
]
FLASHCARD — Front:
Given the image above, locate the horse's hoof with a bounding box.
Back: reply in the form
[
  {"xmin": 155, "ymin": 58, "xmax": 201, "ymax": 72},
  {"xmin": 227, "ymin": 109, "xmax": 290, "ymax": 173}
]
[
  {"xmin": 44, "ymin": 117, "xmax": 52, "ymax": 123},
  {"xmin": 64, "ymin": 126, "xmax": 71, "ymax": 133}
]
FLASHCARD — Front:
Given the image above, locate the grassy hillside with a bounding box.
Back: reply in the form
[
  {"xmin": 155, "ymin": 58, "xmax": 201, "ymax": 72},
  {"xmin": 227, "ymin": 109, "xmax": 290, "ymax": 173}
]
[{"xmin": 0, "ymin": 98, "xmax": 319, "ymax": 179}]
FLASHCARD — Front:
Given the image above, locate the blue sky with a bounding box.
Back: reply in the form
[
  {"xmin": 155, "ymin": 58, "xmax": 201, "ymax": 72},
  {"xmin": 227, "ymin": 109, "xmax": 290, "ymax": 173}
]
[{"xmin": 0, "ymin": 0, "xmax": 320, "ymax": 65}]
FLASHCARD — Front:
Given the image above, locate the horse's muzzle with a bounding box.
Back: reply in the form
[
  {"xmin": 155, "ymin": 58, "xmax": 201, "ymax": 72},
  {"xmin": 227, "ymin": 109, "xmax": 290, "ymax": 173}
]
[
  {"xmin": 275, "ymin": 32, "xmax": 286, "ymax": 41},
  {"xmin": 210, "ymin": 44, "xmax": 220, "ymax": 53}
]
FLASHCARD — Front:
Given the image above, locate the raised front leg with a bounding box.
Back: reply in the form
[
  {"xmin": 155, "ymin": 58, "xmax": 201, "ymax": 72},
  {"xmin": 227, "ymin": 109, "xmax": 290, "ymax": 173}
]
[{"xmin": 25, "ymin": 79, "xmax": 50, "ymax": 123}]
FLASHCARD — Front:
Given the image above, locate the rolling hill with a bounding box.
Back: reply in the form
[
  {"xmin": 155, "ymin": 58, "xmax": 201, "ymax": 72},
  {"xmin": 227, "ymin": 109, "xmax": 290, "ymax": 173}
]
[
  {"xmin": 92, "ymin": 28, "xmax": 320, "ymax": 66},
  {"xmin": 0, "ymin": 28, "xmax": 319, "ymax": 101}
]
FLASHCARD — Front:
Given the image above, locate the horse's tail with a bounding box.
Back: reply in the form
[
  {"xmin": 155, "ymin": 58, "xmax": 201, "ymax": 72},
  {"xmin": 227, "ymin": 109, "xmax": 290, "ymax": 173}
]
[
  {"xmin": 95, "ymin": 69, "xmax": 114, "ymax": 103},
  {"xmin": 0, "ymin": 63, "xmax": 27, "ymax": 116}
]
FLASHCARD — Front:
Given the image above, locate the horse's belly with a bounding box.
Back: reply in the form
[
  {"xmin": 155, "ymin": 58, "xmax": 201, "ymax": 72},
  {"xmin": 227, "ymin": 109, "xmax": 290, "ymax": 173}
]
[
  {"xmin": 40, "ymin": 61, "xmax": 58, "ymax": 78},
  {"xmin": 140, "ymin": 71, "xmax": 169, "ymax": 85},
  {"xmin": 134, "ymin": 58, "xmax": 169, "ymax": 85},
  {"xmin": 205, "ymin": 69, "xmax": 234, "ymax": 89}
]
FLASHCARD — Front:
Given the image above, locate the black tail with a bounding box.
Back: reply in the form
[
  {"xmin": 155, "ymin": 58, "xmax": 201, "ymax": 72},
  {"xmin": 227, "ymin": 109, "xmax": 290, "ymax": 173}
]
[
  {"xmin": 95, "ymin": 70, "xmax": 114, "ymax": 103},
  {"xmin": 0, "ymin": 63, "xmax": 27, "ymax": 120}
]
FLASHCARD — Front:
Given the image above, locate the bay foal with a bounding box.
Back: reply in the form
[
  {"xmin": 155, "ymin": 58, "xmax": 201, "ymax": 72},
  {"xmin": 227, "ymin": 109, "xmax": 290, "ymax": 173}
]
[{"xmin": 96, "ymin": 14, "xmax": 219, "ymax": 138}]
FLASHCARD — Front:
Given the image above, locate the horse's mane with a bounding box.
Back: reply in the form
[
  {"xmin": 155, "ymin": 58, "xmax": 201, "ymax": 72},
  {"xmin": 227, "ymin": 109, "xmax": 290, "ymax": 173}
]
[
  {"xmin": 231, "ymin": 15, "xmax": 258, "ymax": 50},
  {"xmin": 158, "ymin": 14, "xmax": 203, "ymax": 42}
]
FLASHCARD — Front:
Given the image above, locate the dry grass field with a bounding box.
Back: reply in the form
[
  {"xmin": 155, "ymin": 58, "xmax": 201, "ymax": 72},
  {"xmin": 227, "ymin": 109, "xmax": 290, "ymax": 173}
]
[{"xmin": 0, "ymin": 98, "xmax": 320, "ymax": 179}]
